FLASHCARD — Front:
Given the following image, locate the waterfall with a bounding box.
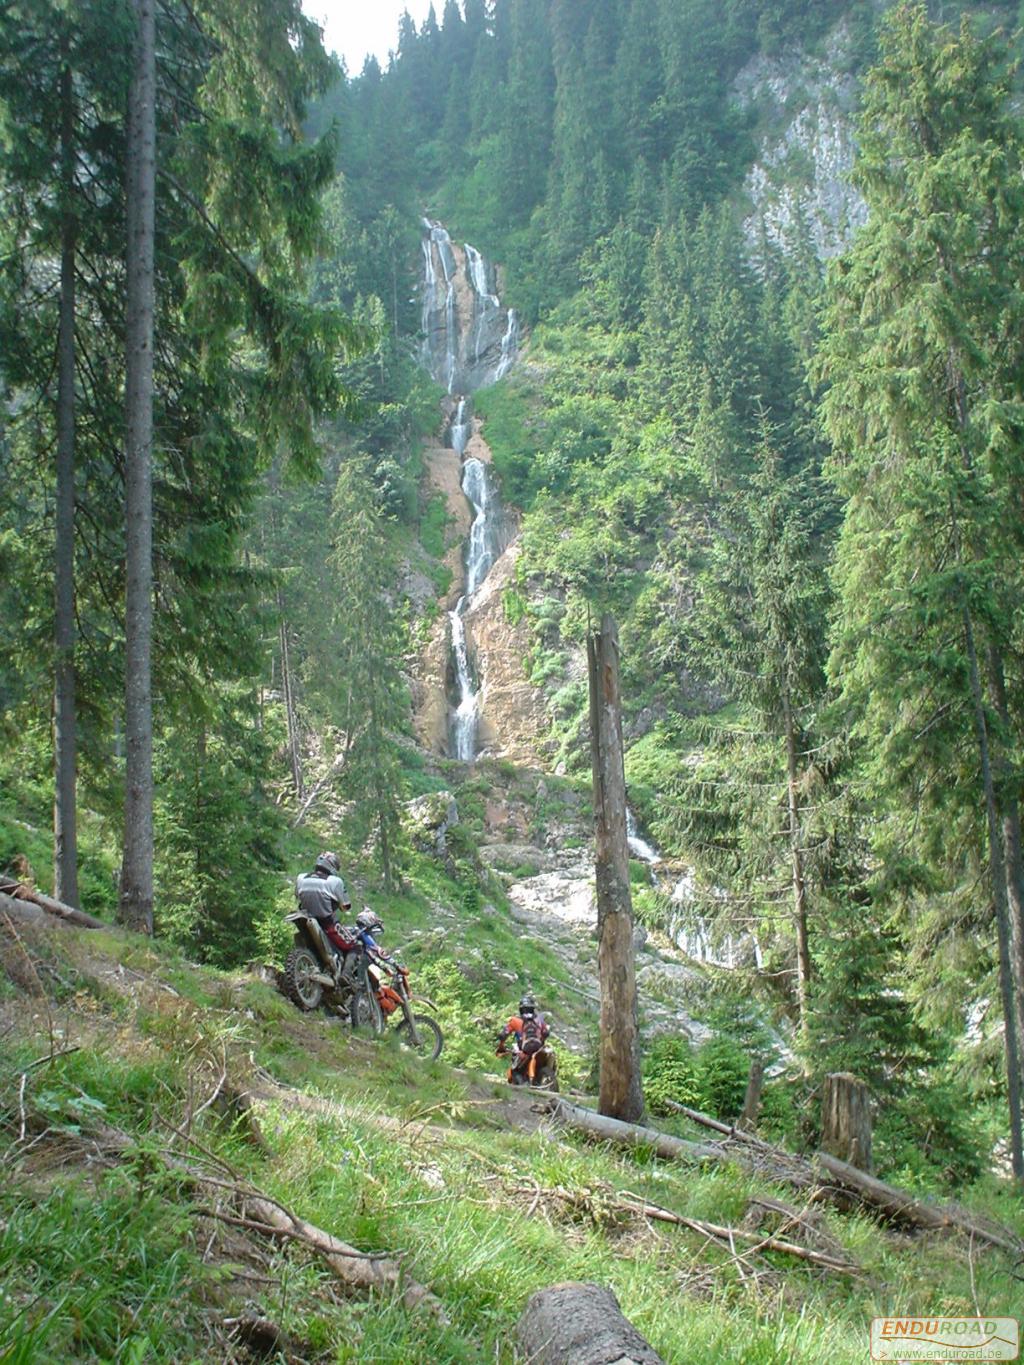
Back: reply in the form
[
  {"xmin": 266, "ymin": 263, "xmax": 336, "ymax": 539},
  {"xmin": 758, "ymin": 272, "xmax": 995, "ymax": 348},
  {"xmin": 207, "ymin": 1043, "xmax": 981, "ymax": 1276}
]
[
  {"xmin": 449, "ymin": 598, "xmax": 477, "ymax": 761},
  {"xmin": 449, "ymin": 396, "xmax": 470, "ymax": 458},
  {"xmin": 495, "ymin": 309, "xmax": 519, "ymax": 382},
  {"xmin": 446, "ymin": 450, "xmax": 505, "ymax": 760},
  {"xmin": 420, "ymin": 219, "xmax": 519, "ymax": 393},
  {"xmin": 419, "ymin": 218, "xmax": 518, "ymax": 760},
  {"xmin": 627, "ymin": 807, "xmax": 662, "ymax": 871}
]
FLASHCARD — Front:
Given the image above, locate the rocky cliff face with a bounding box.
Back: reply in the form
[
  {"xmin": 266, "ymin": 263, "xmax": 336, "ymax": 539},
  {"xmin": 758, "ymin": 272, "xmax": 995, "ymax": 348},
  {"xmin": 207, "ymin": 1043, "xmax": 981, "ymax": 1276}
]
[{"xmin": 735, "ymin": 22, "xmax": 867, "ymax": 259}]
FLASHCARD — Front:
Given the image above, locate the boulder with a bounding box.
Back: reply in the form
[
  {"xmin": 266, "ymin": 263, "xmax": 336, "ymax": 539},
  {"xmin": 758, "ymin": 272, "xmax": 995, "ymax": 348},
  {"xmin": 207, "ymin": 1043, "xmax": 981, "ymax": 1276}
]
[{"xmin": 403, "ymin": 792, "xmax": 459, "ymax": 858}]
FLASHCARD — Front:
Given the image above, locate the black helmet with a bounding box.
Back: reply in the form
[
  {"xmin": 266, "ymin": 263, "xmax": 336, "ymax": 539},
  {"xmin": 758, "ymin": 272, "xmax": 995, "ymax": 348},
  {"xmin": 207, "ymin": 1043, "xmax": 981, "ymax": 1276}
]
[
  {"xmin": 519, "ymin": 995, "xmax": 536, "ymax": 1015},
  {"xmin": 356, "ymin": 908, "xmax": 383, "ymax": 935},
  {"xmin": 315, "ymin": 851, "xmax": 341, "ymax": 876}
]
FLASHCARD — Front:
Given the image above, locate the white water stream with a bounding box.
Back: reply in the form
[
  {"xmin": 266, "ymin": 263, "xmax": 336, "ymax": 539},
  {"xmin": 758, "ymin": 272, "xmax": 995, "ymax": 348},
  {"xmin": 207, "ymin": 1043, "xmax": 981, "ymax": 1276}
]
[
  {"xmin": 626, "ymin": 807, "xmax": 762, "ymax": 970},
  {"xmin": 420, "ymin": 219, "xmax": 518, "ymax": 761},
  {"xmin": 420, "ymin": 219, "xmax": 519, "ymax": 394},
  {"xmin": 447, "ymin": 449, "xmax": 503, "ymax": 761}
]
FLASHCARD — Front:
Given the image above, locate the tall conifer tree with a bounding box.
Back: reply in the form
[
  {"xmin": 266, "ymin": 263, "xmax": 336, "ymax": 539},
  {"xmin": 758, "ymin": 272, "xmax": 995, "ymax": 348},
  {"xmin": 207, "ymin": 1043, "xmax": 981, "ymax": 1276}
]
[{"xmin": 817, "ymin": 3, "xmax": 1024, "ymax": 1176}]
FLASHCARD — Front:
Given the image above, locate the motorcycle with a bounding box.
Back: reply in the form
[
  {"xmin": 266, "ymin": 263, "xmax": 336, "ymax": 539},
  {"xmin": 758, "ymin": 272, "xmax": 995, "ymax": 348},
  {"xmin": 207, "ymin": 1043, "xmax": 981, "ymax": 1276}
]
[
  {"xmin": 281, "ymin": 910, "xmax": 382, "ymax": 1033},
  {"xmin": 498, "ymin": 1042, "xmax": 559, "ymax": 1091},
  {"xmin": 367, "ymin": 955, "xmax": 444, "ymax": 1060},
  {"xmin": 281, "ymin": 910, "xmax": 443, "ymax": 1059}
]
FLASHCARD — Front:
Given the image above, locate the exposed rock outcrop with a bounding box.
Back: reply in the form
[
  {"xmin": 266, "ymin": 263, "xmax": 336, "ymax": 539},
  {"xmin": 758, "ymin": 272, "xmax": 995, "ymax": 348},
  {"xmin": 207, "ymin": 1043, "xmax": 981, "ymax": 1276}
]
[
  {"xmin": 463, "ymin": 540, "xmax": 549, "ymax": 764},
  {"xmin": 735, "ymin": 22, "xmax": 867, "ymax": 259}
]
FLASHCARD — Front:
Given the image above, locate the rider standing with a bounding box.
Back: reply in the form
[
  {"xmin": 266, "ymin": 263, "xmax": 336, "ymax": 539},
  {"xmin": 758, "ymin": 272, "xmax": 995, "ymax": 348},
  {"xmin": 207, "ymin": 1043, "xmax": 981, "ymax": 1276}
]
[{"xmin": 294, "ymin": 851, "xmax": 352, "ymax": 954}]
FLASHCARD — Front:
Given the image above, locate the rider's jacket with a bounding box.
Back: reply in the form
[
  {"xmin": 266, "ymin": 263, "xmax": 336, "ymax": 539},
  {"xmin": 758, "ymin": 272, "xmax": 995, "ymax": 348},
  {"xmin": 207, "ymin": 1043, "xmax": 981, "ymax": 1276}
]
[
  {"xmin": 497, "ymin": 1012, "xmax": 549, "ymax": 1051},
  {"xmin": 294, "ymin": 870, "xmax": 348, "ymax": 921}
]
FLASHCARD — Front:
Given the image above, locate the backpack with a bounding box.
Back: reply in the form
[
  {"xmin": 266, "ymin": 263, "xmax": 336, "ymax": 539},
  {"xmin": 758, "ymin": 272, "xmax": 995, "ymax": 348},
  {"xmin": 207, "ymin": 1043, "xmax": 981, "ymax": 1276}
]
[{"xmin": 520, "ymin": 1013, "xmax": 545, "ymax": 1057}]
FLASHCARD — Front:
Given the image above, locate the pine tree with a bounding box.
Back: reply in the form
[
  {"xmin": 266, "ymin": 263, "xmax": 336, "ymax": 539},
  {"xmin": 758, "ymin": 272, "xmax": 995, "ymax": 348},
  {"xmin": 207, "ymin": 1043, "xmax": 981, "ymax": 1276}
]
[
  {"xmin": 681, "ymin": 422, "xmax": 832, "ymax": 1040},
  {"xmin": 816, "ymin": 2, "xmax": 1024, "ymax": 1177},
  {"xmin": 328, "ymin": 461, "xmax": 408, "ymax": 889}
]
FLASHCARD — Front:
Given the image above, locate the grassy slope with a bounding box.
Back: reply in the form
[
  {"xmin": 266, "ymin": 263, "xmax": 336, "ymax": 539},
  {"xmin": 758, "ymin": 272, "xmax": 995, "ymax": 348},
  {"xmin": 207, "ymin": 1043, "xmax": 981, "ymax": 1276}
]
[{"xmin": 1, "ymin": 920, "xmax": 1021, "ymax": 1365}]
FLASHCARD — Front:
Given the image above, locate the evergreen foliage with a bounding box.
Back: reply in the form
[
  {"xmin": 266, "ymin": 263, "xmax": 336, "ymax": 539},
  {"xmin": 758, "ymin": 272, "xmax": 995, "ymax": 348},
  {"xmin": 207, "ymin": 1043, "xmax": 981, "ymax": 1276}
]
[{"xmin": 4, "ymin": 0, "xmax": 1024, "ymax": 1207}]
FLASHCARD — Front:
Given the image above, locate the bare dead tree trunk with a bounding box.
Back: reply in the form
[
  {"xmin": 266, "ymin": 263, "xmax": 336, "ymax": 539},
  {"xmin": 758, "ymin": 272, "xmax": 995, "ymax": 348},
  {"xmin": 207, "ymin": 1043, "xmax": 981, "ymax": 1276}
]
[
  {"xmin": 821, "ymin": 1072, "xmax": 872, "ymax": 1172},
  {"xmin": 963, "ymin": 604, "xmax": 1023, "ymax": 1179},
  {"xmin": 277, "ymin": 593, "xmax": 303, "ymax": 799},
  {"xmin": 737, "ymin": 1058, "xmax": 764, "ymax": 1133},
  {"xmin": 782, "ymin": 686, "xmax": 810, "ymax": 1044},
  {"xmin": 987, "ymin": 645, "xmax": 1024, "ymax": 1086},
  {"xmin": 587, "ymin": 613, "xmax": 643, "ymax": 1124},
  {"xmin": 119, "ymin": 0, "xmax": 156, "ymax": 934},
  {"xmin": 54, "ymin": 47, "xmax": 79, "ymax": 909}
]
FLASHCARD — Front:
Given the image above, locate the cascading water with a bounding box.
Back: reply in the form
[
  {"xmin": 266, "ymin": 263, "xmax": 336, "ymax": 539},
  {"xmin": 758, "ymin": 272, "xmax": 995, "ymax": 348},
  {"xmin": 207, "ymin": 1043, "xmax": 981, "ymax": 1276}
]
[
  {"xmin": 447, "ymin": 449, "xmax": 505, "ymax": 760},
  {"xmin": 626, "ymin": 807, "xmax": 761, "ymax": 970},
  {"xmin": 419, "ymin": 219, "xmax": 518, "ymax": 760},
  {"xmin": 420, "ymin": 218, "xmax": 519, "ymax": 393}
]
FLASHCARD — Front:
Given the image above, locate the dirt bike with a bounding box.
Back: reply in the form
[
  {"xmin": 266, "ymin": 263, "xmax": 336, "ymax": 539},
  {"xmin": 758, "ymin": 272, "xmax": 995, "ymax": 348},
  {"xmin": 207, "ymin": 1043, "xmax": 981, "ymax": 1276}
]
[
  {"xmin": 281, "ymin": 911, "xmax": 384, "ymax": 1037},
  {"xmin": 367, "ymin": 955, "xmax": 444, "ymax": 1060},
  {"xmin": 281, "ymin": 911, "xmax": 443, "ymax": 1059},
  {"xmin": 498, "ymin": 1042, "xmax": 559, "ymax": 1091}
]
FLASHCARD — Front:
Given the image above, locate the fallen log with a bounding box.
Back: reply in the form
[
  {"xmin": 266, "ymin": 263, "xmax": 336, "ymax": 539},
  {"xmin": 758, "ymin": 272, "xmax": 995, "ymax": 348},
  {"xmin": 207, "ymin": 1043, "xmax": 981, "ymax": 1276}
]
[
  {"xmin": 658, "ymin": 1100, "xmax": 1020, "ymax": 1254},
  {"xmin": 0, "ymin": 893, "xmax": 47, "ymax": 927},
  {"xmin": 0, "ymin": 881, "xmax": 107, "ymax": 930},
  {"xmin": 812, "ymin": 1152, "xmax": 1019, "ymax": 1253},
  {"xmin": 229, "ymin": 1193, "xmax": 446, "ymax": 1317},
  {"xmin": 517, "ymin": 1281, "xmax": 664, "ymax": 1365},
  {"xmin": 550, "ymin": 1097, "xmax": 726, "ymax": 1164}
]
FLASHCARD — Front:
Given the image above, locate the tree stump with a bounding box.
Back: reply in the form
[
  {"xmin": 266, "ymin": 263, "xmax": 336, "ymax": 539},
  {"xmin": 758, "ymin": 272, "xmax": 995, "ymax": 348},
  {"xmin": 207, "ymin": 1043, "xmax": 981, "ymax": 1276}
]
[
  {"xmin": 821, "ymin": 1072, "xmax": 872, "ymax": 1172},
  {"xmin": 516, "ymin": 1282, "xmax": 665, "ymax": 1365}
]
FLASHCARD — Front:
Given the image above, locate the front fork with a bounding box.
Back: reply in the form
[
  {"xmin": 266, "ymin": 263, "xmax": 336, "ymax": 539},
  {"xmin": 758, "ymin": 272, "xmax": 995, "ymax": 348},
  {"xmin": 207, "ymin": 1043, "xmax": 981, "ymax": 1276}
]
[{"xmin": 398, "ymin": 995, "xmax": 422, "ymax": 1048}]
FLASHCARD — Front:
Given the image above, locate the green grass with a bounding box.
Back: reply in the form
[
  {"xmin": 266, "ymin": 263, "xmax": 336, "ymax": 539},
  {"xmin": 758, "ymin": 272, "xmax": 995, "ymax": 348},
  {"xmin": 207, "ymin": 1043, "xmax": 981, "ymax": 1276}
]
[{"xmin": 2, "ymin": 932, "xmax": 1022, "ymax": 1365}]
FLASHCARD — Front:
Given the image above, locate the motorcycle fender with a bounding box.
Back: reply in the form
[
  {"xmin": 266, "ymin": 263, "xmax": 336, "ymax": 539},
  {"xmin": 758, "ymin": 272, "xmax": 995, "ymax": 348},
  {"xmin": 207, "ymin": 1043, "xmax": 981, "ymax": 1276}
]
[{"xmin": 409, "ymin": 994, "xmax": 437, "ymax": 1009}]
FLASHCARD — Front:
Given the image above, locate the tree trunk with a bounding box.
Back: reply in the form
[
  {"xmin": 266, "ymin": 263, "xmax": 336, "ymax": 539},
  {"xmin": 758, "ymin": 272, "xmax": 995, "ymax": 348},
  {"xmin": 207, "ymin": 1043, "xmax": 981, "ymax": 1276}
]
[
  {"xmin": 517, "ymin": 1282, "xmax": 665, "ymax": 1365},
  {"xmin": 782, "ymin": 686, "xmax": 810, "ymax": 1044},
  {"xmin": 277, "ymin": 595, "xmax": 303, "ymax": 799},
  {"xmin": 986, "ymin": 644, "xmax": 1024, "ymax": 1095},
  {"xmin": 550, "ymin": 1097, "xmax": 723, "ymax": 1162},
  {"xmin": 737, "ymin": 1058, "xmax": 765, "ymax": 1133},
  {"xmin": 119, "ymin": 0, "xmax": 157, "ymax": 934},
  {"xmin": 54, "ymin": 48, "xmax": 79, "ymax": 909},
  {"xmin": 587, "ymin": 614, "xmax": 643, "ymax": 1124},
  {"xmin": 963, "ymin": 604, "xmax": 1023, "ymax": 1178},
  {"xmin": 821, "ymin": 1072, "xmax": 872, "ymax": 1172}
]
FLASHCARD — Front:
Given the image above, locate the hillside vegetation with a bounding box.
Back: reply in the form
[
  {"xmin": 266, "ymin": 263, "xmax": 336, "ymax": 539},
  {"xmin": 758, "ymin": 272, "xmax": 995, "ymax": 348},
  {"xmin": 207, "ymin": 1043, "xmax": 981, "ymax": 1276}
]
[
  {"xmin": 4, "ymin": 0, "xmax": 1024, "ymax": 1356},
  {"xmin": 2, "ymin": 917, "xmax": 1020, "ymax": 1364}
]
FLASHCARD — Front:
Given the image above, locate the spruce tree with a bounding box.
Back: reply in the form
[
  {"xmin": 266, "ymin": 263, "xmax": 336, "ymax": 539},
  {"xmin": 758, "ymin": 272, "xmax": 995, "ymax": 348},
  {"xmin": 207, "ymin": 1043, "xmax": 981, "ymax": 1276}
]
[
  {"xmin": 328, "ymin": 461, "xmax": 408, "ymax": 890},
  {"xmin": 817, "ymin": 2, "xmax": 1024, "ymax": 1176}
]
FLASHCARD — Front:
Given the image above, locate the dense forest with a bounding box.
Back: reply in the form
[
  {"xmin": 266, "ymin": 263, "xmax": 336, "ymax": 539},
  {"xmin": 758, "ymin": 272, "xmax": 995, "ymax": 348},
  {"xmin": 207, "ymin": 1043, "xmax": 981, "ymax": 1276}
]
[{"xmin": 3, "ymin": 4, "xmax": 1024, "ymax": 1350}]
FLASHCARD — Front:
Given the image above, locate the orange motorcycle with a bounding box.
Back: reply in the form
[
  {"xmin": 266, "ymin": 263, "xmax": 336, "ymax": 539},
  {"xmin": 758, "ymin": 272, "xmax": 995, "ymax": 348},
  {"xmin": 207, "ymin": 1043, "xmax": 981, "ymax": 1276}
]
[
  {"xmin": 367, "ymin": 954, "xmax": 444, "ymax": 1060},
  {"xmin": 498, "ymin": 1041, "xmax": 559, "ymax": 1091}
]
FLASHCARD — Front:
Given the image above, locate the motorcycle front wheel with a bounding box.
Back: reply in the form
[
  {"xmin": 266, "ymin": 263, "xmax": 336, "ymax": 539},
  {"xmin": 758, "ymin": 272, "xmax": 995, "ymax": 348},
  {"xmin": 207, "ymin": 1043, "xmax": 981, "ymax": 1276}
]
[
  {"xmin": 395, "ymin": 1013, "xmax": 444, "ymax": 1061},
  {"xmin": 283, "ymin": 946, "xmax": 323, "ymax": 1012},
  {"xmin": 349, "ymin": 989, "xmax": 385, "ymax": 1037}
]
